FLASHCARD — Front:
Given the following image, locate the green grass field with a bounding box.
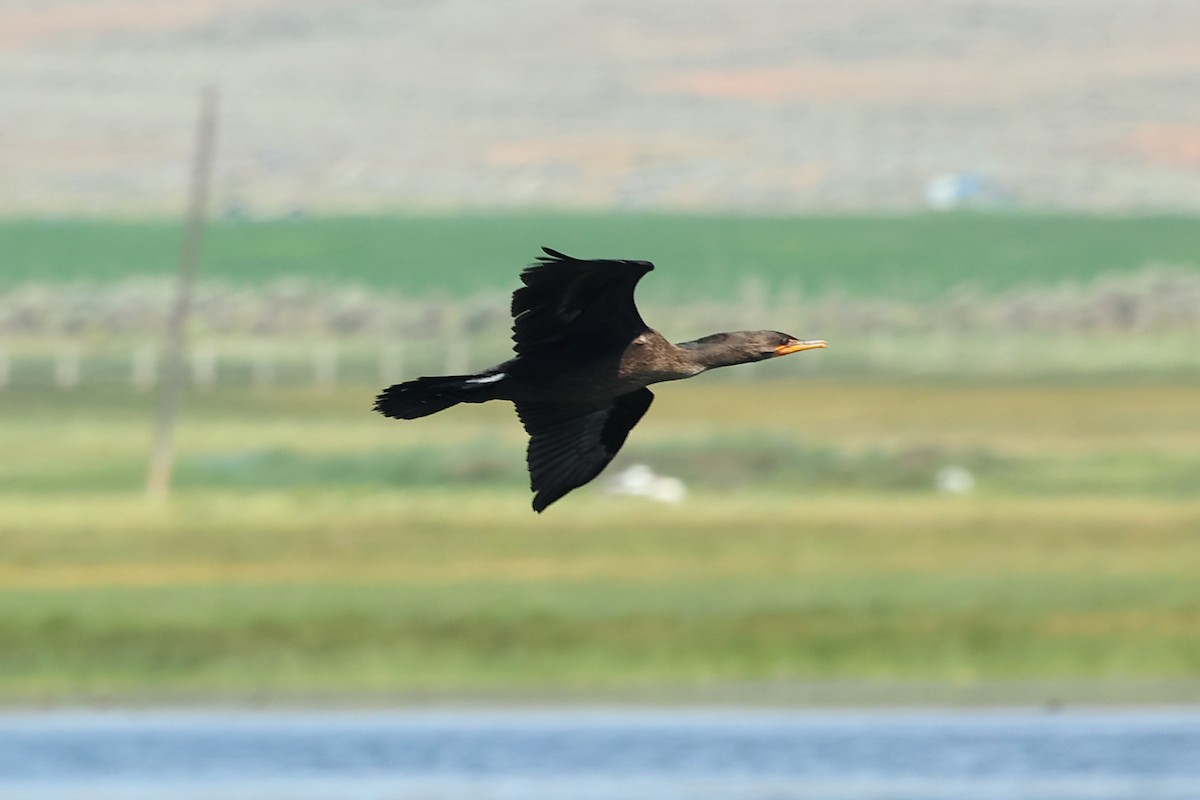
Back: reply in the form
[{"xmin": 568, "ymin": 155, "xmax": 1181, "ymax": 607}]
[
  {"xmin": 6, "ymin": 213, "xmax": 1200, "ymax": 300},
  {"xmin": 3, "ymin": 212, "xmax": 1199, "ymax": 703},
  {"xmin": 4, "ymin": 378, "xmax": 1200, "ymax": 702}
]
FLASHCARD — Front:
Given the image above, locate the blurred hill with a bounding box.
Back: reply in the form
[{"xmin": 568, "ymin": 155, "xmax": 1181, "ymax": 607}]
[{"xmin": 2, "ymin": 0, "xmax": 1199, "ymax": 216}]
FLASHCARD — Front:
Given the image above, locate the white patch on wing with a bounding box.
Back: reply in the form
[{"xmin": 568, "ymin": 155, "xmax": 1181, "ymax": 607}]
[{"xmin": 466, "ymin": 372, "xmax": 505, "ymax": 385}]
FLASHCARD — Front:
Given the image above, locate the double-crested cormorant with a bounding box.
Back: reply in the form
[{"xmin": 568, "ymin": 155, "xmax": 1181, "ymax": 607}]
[{"xmin": 375, "ymin": 248, "xmax": 827, "ymax": 511}]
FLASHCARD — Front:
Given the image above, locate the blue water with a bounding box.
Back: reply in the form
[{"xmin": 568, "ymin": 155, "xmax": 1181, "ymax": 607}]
[{"xmin": 1, "ymin": 707, "xmax": 1198, "ymax": 799}]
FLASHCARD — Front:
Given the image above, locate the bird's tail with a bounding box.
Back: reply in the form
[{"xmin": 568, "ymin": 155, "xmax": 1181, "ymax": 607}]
[{"xmin": 374, "ymin": 374, "xmax": 491, "ymax": 419}]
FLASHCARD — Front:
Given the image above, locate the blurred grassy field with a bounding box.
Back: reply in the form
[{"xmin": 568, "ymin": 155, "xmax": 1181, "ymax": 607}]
[
  {"xmin": 3, "ymin": 378, "xmax": 1200, "ymax": 702},
  {"xmin": 6, "ymin": 213, "xmax": 1200, "ymax": 300},
  {"xmin": 4, "ymin": 211, "xmax": 1199, "ymax": 702}
]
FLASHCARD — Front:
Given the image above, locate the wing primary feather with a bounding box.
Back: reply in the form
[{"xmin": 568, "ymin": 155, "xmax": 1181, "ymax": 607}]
[
  {"xmin": 509, "ymin": 250, "xmax": 654, "ymax": 356},
  {"xmin": 518, "ymin": 389, "xmax": 655, "ymax": 512}
]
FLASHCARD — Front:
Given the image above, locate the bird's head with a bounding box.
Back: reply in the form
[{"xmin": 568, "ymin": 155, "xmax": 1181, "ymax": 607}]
[
  {"xmin": 767, "ymin": 332, "xmax": 829, "ymax": 359},
  {"xmin": 679, "ymin": 331, "xmax": 827, "ymax": 368}
]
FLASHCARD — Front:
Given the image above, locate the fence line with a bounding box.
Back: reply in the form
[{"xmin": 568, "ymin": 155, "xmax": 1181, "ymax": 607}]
[
  {"xmin": 0, "ymin": 330, "xmax": 1195, "ymax": 392},
  {"xmin": 6, "ymin": 267, "xmax": 1200, "ymax": 346}
]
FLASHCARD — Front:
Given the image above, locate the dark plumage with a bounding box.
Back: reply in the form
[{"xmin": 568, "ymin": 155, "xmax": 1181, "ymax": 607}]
[{"xmin": 375, "ymin": 248, "xmax": 827, "ymax": 511}]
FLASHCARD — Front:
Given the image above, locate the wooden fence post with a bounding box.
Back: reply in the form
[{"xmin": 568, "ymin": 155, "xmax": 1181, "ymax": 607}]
[
  {"xmin": 132, "ymin": 343, "xmax": 157, "ymax": 392},
  {"xmin": 443, "ymin": 308, "xmax": 469, "ymax": 374},
  {"xmin": 191, "ymin": 343, "xmax": 217, "ymax": 390},
  {"xmin": 55, "ymin": 343, "xmax": 80, "ymax": 389},
  {"xmin": 380, "ymin": 343, "xmax": 403, "ymax": 385},
  {"xmin": 313, "ymin": 342, "xmax": 337, "ymax": 390},
  {"xmin": 253, "ymin": 343, "xmax": 275, "ymax": 391},
  {"xmin": 146, "ymin": 87, "xmax": 218, "ymax": 500}
]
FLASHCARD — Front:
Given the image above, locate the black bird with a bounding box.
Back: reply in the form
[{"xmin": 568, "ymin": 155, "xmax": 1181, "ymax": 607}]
[{"xmin": 375, "ymin": 248, "xmax": 827, "ymax": 512}]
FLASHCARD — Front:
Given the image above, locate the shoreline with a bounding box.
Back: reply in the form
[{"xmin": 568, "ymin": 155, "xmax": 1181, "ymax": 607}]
[{"xmin": 5, "ymin": 679, "xmax": 1200, "ymax": 712}]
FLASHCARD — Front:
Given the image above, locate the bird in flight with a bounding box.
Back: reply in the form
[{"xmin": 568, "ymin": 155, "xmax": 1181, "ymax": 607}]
[{"xmin": 375, "ymin": 248, "xmax": 827, "ymax": 512}]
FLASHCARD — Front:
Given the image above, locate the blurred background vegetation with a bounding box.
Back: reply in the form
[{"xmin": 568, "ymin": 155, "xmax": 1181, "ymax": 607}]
[
  {"xmin": 4, "ymin": 214, "xmax": 1200, "ymax": 704},
  {"xmin": 2, "ymin": 0, "xmax": 1200, "ymax": 705}
]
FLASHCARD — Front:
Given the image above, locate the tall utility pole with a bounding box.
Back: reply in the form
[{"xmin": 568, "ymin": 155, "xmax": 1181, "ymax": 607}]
[{"xmin": 146, "ymin": 88, "xmax": 218, "ymax": 500}]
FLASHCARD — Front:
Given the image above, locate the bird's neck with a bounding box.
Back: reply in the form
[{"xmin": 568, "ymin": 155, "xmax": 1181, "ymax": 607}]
[{"xmin": 673, "ymin": 335, "xmax": 759, "ymax": 370}]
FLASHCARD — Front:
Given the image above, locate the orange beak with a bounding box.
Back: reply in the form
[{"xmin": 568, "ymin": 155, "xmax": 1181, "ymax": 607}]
[{"xmin": 774, "ymin": 339, "xmax": 828, "ymax": 356}]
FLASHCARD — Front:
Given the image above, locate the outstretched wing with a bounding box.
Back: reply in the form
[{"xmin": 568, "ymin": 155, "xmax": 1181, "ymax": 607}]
[
  {"xmin": 511, "ymin": 247, "xmax": 653, "ymax": 355},
  {"xmin": 517, "ymin": 388, "xmax": 654, "ymax": 512}
]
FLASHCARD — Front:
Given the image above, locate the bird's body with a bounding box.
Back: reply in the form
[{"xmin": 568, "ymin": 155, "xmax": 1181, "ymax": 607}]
[
  {"xmin": 375, "ymin": 248, "xmax": 826, "ymax": 511},
  {"xmin": 460, "ymin": 328, "xmax": 703, "ymax": 404}
]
